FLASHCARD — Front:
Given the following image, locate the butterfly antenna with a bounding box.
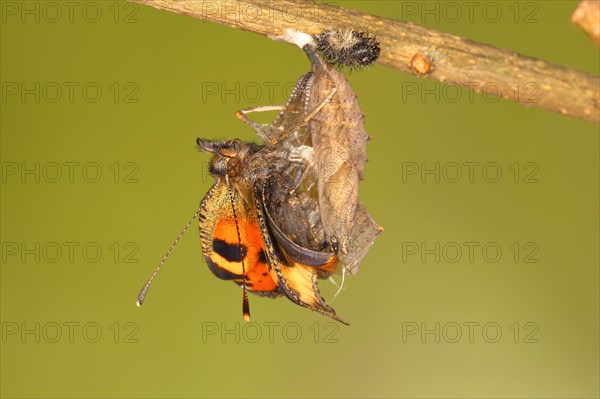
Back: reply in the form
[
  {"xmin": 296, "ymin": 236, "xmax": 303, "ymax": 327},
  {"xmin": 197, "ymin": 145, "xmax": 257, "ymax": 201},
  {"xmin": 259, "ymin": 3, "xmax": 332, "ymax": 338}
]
[
  {"xmin": 225, "ymin": 174, "xmax": 251, "ymax": 322},
  {"xmin": 136, "ymin": 207, "xmax": 202, "ymax": 307}
]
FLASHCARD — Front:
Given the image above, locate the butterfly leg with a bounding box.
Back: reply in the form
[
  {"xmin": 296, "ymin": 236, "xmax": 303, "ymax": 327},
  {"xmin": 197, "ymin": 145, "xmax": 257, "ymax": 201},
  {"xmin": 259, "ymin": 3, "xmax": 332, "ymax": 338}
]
[
  {"xmin": 271, "ymin": 86, "xmax": 337, "ymax": 146},
  {"xmin": 235, "ymin": 105, "xmax": 285, "ymax": 145},
  {"xmin": 235, "ymin": 71, "xmax": 316, "ymax": 146}
]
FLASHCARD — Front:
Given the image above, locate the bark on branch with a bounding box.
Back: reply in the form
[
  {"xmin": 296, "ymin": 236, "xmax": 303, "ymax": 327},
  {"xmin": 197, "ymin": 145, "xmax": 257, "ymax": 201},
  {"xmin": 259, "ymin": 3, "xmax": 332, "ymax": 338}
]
[{"xmin": 132, "ymin": 0, "xmax": 600, "ymax": 125}]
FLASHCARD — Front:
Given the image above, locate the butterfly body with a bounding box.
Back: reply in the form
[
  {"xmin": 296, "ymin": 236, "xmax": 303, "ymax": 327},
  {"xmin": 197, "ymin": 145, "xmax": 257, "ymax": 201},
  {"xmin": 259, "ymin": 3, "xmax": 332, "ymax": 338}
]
[{"xmin": 197, "ymin": 137, "xmax": 345, "ymax": 323}]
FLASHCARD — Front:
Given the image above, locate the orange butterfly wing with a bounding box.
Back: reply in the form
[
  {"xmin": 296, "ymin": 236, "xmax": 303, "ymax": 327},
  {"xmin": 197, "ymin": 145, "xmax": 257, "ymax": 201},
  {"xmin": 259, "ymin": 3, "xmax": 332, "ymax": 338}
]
[{"xmin": 199, "ymin": 181, "xmax": 279, "ymax": 294}]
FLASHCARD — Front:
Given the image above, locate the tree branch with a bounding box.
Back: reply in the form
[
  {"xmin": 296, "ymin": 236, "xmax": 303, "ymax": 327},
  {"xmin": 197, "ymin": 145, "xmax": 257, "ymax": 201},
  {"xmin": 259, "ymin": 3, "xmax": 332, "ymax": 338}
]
[{"xmin": 132, "ymin": 0, "xmax": 600, "ymax": 125}]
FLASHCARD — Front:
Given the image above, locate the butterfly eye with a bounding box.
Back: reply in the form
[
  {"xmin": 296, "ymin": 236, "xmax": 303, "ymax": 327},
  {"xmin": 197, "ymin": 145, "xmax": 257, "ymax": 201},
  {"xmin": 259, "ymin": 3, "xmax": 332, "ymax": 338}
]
[{"xmin": 226, "ymin": 157, "xmax": 242, "ymax": 178}]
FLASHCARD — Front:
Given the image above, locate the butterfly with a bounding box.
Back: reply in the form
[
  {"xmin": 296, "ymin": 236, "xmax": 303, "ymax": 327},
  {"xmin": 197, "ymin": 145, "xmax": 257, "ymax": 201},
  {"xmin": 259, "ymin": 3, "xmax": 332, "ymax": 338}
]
[
  {"xmin": 136, "ymin": 32, "xmax": 381, "ymax": 325},
  {"xmin": 195, "ymin": 63, "xmax": 348, "ymax": 323}
]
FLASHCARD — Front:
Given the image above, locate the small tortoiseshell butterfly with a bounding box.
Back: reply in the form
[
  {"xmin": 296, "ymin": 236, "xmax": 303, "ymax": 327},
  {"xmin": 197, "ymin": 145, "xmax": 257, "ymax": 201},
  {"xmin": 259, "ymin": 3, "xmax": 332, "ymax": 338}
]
[{"xmin": 136, "ymin": 30, "xmax": 381, "ymax": 325}]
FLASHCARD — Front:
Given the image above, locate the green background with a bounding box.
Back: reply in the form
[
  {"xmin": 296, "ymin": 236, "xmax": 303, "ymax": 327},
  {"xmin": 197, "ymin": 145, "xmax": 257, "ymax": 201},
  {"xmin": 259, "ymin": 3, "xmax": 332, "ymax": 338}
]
[{"xmin": 1, "ymin": 1, "xmax": 598, "ymax": 398}]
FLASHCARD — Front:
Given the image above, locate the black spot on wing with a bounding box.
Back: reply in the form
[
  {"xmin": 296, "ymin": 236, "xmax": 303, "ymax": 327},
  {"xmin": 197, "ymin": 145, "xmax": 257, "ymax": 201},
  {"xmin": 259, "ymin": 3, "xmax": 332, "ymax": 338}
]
[
  {"xmin": 258, "ymin": 250, "xmax": 268, "ymax": 265},
  {"xmin": 213, "ymin": 238, "xmax": 247, "ymax": 262},
  {"xmin": 206, "ymin": 257, "xmax": 244, "ymax": 281}
]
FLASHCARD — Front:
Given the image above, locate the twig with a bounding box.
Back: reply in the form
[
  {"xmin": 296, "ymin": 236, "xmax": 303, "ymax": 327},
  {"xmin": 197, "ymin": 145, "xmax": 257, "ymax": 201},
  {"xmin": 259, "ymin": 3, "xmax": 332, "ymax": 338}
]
[{"xmin": 132, "ymin": 0, "xmax": 600, "ymax": 125}]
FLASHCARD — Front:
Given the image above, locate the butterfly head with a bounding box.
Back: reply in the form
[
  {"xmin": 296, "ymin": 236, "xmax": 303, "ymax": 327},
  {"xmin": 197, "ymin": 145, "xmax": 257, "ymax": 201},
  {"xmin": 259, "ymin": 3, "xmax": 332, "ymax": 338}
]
[{"xmin": 196, "ymin": 138, "xmax": 262, "ymax": 180}]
